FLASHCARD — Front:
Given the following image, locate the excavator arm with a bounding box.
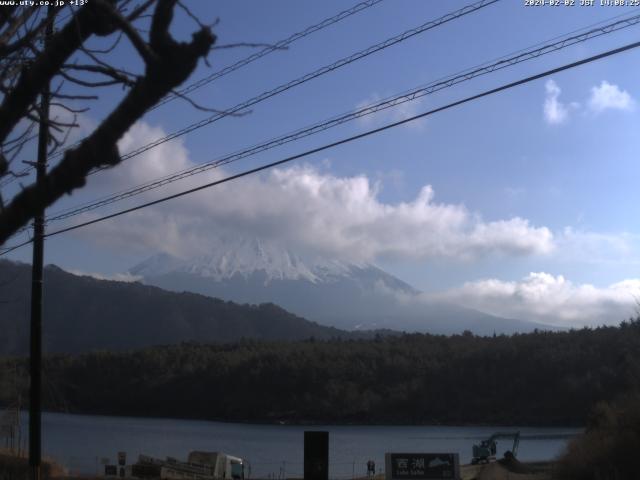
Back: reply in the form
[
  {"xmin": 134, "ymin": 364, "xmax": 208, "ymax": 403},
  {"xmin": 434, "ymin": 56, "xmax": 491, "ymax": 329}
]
[
  {"xmin": 488, "ymin": 432, "xmax": 520, "ymax": 453},
  {"xmin": 471, "ymin": 431, "xmax": 520, "ymax": 464},
  {"xmin": 512, "ymin": 434, "xmax": 520, "ymax": 458}
]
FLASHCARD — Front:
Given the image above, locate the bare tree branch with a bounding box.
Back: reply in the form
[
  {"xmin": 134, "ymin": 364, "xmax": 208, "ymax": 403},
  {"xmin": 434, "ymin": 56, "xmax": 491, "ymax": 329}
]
[
  {"xmin": 212, "ymin": 43, "xmax": 288, "ymax": 50},
  {"xmin": 0, "ymin": 10, "xmax": 52, "ymax": 57},
  {"xmin": 51, "ymin": 93, "xmax": 99, "ymax": 101},
  {"xmin": 81, "ymin": 31, "xmax": 123, "ymax": 54},
  {"xmin": 0, "ymin": 0, "xmax": 216, "ymax": 244},
  {"xmin": 0, "ymin": 8, "xmax": 36, "ymax": 49},
  {"xmin": 168, "ymin": 87, "xmax": 243, "ymax": 114},
  {"xmin": 49, "ymin": 102, "xmax": 90, "ymax": 114},
  {"xmin": 59, "ymin": 69, "xmax": 128, "ymax": 88},
  {"xmin": 63, "ymin": 63, "xmax": 137, "ymax": 87},
  {"xmin": 95, "ymin": 0, "xmax": 157, "ymax": 64},
  {"xmin": 126, "ymin": 0, "xmax": 157, "ymax": 22},
  {"xmin": 0, "ymin": 1, "xmax": 121, "ymax": 144}
]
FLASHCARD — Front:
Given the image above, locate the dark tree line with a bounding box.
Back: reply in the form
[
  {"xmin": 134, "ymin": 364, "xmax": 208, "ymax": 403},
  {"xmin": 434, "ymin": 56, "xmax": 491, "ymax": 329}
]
[{"xmin": 3, "ymin": 319, "xmax": 640, "ymax": 426}]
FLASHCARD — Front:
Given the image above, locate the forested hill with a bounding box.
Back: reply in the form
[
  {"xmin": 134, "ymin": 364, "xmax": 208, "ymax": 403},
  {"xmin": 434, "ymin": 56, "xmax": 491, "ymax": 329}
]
[
  {"xmin": 0, "ymin": 260, "xmax": 358, "ymax": 354},
  {"xmin": 2, "ymin": 321, "xmax": 639, "ymax": 426}
]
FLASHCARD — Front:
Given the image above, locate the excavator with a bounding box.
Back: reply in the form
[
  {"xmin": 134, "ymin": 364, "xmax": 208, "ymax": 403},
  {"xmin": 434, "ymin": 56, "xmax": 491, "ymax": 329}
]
[{"xmin": 471, "ymin": 431, "xmax": 520, "ymax": 465}]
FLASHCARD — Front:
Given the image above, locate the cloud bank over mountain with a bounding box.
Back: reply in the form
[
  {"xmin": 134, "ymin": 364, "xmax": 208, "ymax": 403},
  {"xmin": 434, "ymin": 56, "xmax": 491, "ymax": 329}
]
[
  {"xmin": 58, "ymin": 121, "xmax": 640, "ymax": 329},
  {"xmin": 75, "ymin": 122, "xmax": 554, "ymax": 263}
]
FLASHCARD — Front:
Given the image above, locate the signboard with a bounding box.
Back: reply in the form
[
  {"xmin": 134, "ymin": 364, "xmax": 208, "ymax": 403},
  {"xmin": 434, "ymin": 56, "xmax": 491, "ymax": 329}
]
[{"xmin": 385, "ymin": 453, "xmax": 460, "ymax": 480}]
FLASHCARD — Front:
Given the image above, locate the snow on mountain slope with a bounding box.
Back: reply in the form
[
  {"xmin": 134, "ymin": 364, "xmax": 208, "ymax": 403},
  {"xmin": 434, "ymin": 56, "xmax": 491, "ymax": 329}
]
[
  {"xmin": 129, "ymin": 237, "xmax": 554, "ymax": 335},
  {"xmin": 131, "ymin": 236, "xmax": 411, "ymax": 289}
]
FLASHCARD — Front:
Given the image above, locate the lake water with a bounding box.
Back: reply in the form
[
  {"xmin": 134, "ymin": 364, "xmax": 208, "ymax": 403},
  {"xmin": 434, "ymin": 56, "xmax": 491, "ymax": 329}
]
[{"xmin": 18, "ymin": 412, "xmax": 581, "ymax": 478}]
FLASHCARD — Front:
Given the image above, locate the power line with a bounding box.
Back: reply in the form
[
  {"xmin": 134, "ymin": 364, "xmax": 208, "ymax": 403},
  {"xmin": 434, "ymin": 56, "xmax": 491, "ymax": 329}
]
[
  {"xmin": 0, "ymin": 238, "xmax": 32, "ymax": 256},
  {"xmin": 2, "ymin": 0, "xmax": 503, "ymax": 243},
  {"xmin": 152, "ymin": 0, "xmax": 386, "ymax": 110},
  {"xmin": 2, "ymin": 0, "xmax": 498, "ymax": 191},
  {"xmin": 2, "ymin": 37, "xmax": 638, "ymax": 254},
  {"xmin": 0, "ymin": 0, "xmax": 386, "ymax": 188},
  {"xmin": 41, "ymin": 10, "xmax": 640, "ymax": 225},
  {"xmin": 89, "ymin": 0, "xmax": 499, "ymax": 171}
]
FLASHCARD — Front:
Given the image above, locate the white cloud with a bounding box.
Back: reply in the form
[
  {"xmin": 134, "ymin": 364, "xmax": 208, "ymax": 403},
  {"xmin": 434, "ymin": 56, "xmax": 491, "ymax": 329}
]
[
  {"xmin": 543, "ymin": 79, "xmax": 569, "ymax": 125},
  {"xmin": 88, "ymin": 122, "xmax": 194, "ymax": 191},
  {"xmin": 67, "ymin": 269, "xmax": 142, "ymax": 283},
  {"xmin": 432, "ymin": 272, "xmax": 640, "ymax": 327},
  {"xmin": 588, "ymin": 81, "xmax": 634, "ymax": 113},
  {"xmin": 69, "ymin": 121, "xmax": 555, "ymax": 263},
  {"xmin": 541, "ymin": 80, "xmax": 633, "ymax": 124}
]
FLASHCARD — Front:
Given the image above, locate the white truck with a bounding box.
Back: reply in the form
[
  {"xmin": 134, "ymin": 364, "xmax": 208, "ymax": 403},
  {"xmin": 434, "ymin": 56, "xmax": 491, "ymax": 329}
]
[{"xmin": 133, "ymin": 451, "xmax": 247, "ymax": 480}]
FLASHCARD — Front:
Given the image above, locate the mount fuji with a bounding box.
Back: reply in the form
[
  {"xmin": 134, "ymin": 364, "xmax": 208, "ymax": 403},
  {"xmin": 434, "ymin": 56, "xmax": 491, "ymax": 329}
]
[{"xmin": 130, "ymin": 237, "xmax": 554, "ymax": 335}]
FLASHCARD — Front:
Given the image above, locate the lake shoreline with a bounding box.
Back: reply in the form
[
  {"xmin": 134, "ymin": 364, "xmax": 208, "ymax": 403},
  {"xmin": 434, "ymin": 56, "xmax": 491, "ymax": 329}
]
[
  {"xmin": 15, "ymin": 407, "xmax": 585, "ymax": 429},
  {"xmin": 11, "ymin": 411, "xmax": 579, "ymax": 477}
]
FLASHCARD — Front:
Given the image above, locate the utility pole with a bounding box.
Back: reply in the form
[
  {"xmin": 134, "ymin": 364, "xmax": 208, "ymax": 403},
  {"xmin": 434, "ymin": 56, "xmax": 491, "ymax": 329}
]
[{"xmin": 29, "ymin": 7, "xmax": 53, "ymax": 480}]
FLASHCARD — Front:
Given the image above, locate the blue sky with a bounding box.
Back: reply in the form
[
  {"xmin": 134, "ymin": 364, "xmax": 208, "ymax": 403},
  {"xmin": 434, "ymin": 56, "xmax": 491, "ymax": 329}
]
[{"xmin": 4, "ymin": 0, "xmax": 640, "ymax": 326}]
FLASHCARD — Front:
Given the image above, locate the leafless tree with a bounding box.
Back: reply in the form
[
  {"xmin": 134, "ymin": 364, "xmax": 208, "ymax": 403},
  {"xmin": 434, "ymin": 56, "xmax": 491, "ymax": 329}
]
[{"xmin": 0, "ymin": 0, "xmax": 216, "ymax": 245}]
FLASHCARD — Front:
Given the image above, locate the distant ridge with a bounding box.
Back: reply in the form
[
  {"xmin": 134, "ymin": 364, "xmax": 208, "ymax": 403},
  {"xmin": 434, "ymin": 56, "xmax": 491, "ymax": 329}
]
[{"xmin": 0, "ymin": 259, "xmax": 360, "ymax": 355}]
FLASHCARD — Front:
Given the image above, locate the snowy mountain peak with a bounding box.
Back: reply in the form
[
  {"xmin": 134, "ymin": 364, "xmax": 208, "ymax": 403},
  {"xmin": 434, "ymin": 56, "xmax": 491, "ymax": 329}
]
[
  {"xmin": 128, "ymin": 252, "xmax": 184, "ymax": 278},
  {"xmin": 129, "ymin": 237, "xmax": 370, "ymax": 285}
]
